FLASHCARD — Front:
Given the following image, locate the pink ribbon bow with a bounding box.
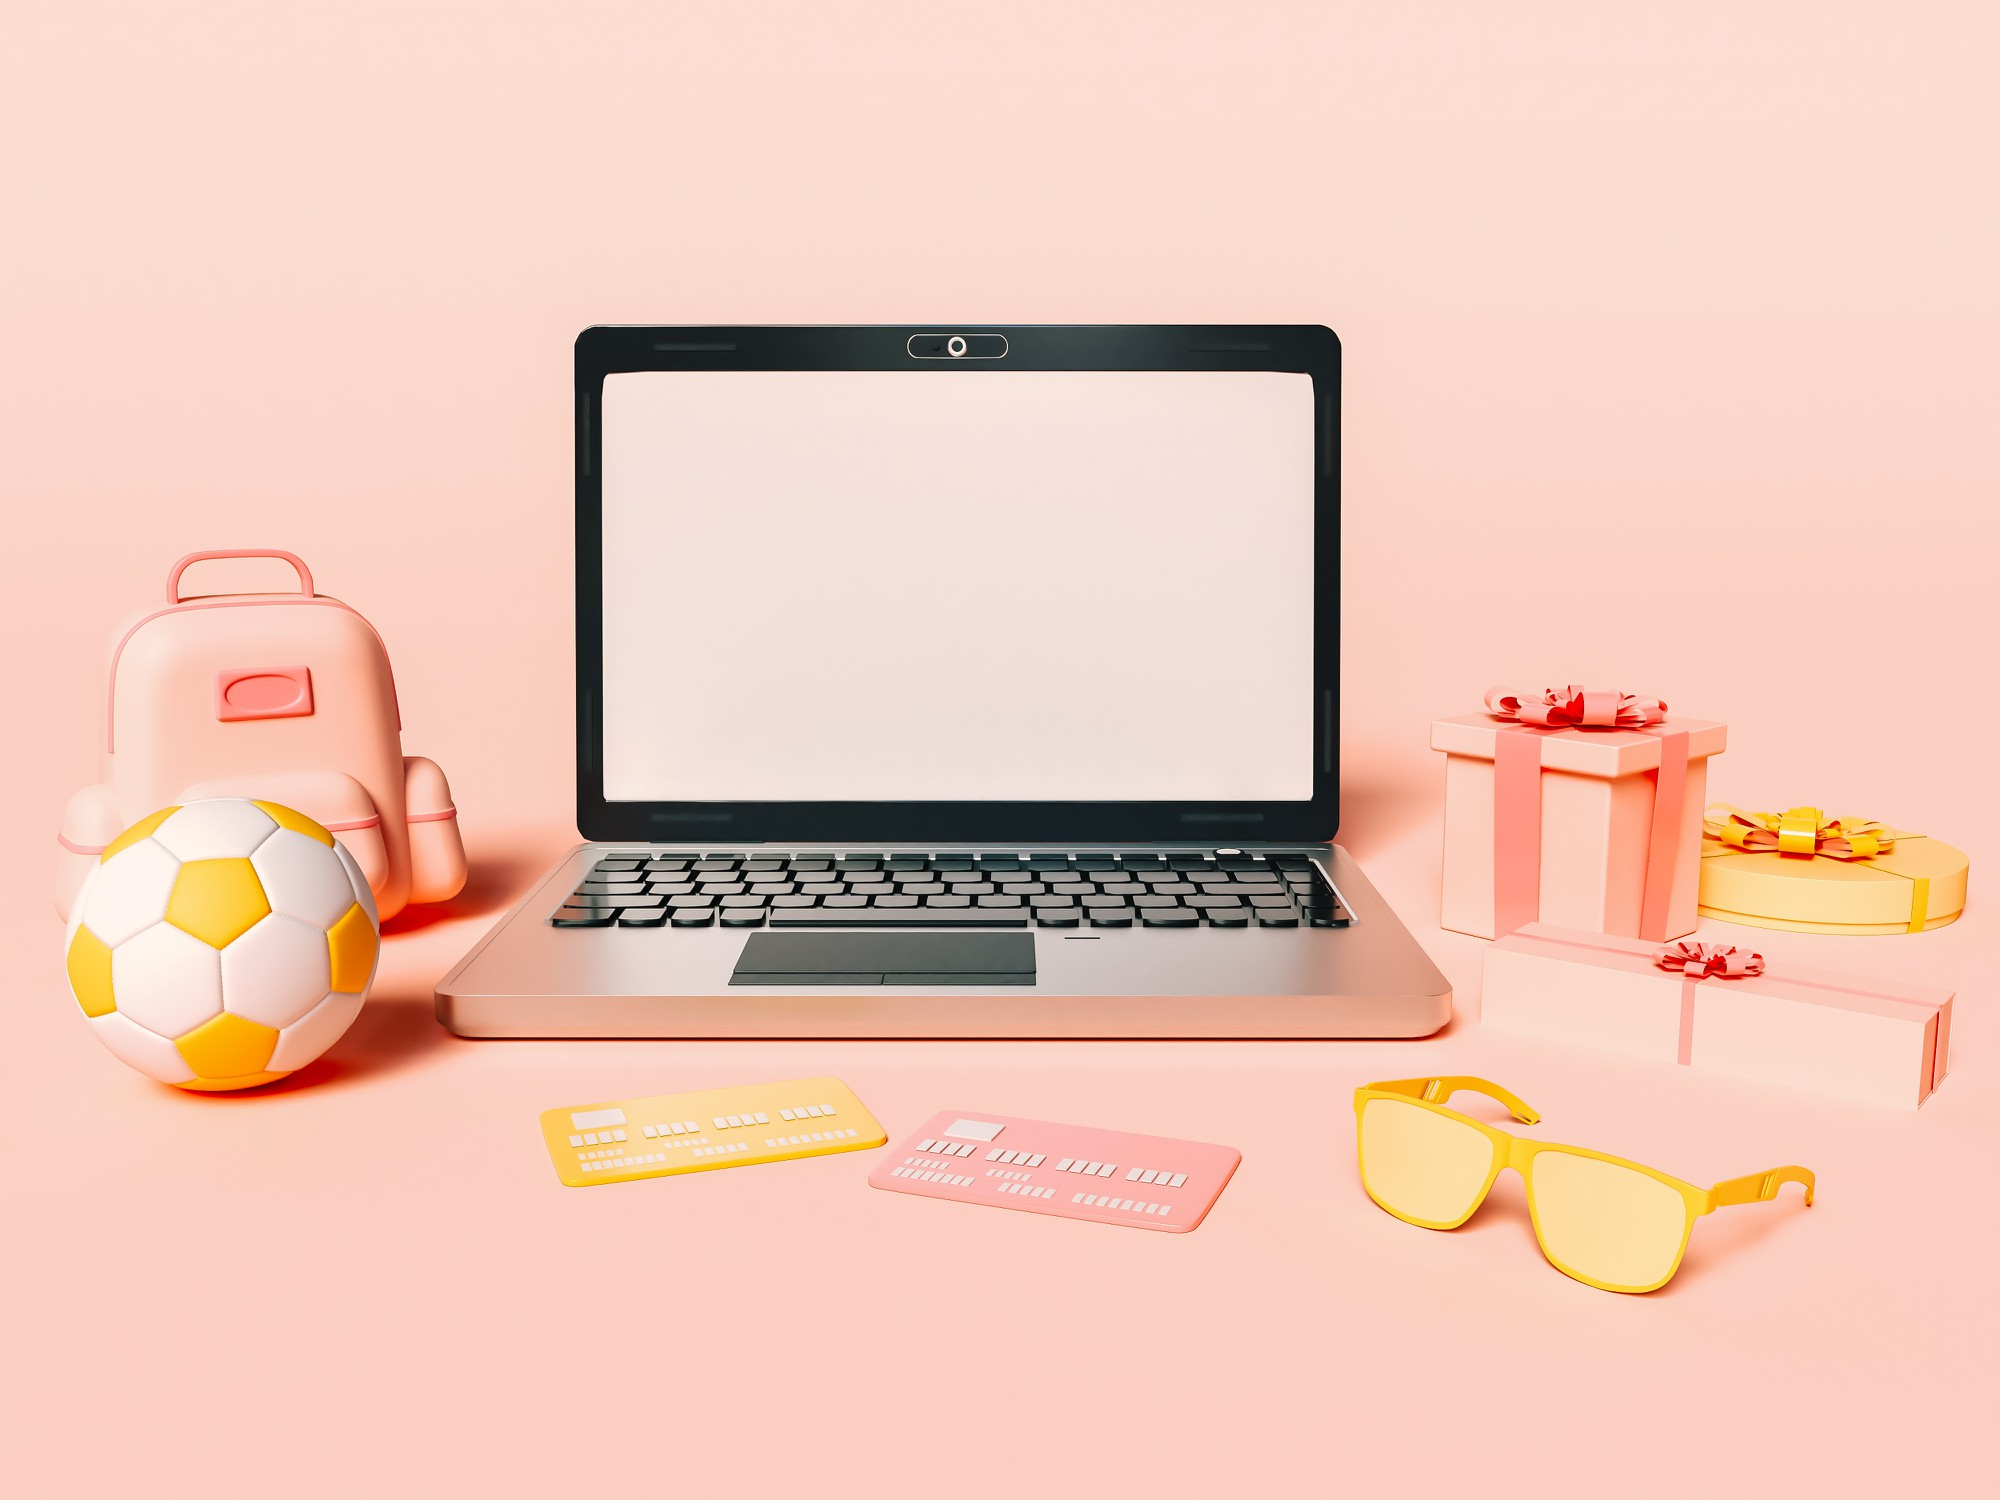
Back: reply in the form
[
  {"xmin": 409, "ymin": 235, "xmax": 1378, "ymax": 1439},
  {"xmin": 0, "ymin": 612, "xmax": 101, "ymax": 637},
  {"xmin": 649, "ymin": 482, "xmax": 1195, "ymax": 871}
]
[
  {"xmin": 1485, "ymin": 684, "xmax": 1668, "ymax": 730},
  {"xmin": 1654, "ymin": 941, "xmax": 1765, "ymax": 1064},
  {"xmin": 1655, "ymin": 940, "xmax": 1766, "ymax": 981}
]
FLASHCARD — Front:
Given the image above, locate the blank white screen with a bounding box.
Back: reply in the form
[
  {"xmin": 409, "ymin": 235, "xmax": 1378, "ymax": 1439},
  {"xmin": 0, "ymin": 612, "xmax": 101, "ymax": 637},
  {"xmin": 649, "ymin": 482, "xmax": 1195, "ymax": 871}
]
[{"xmin": 600, "ymin": 370, "xmax": 1316, "ymax": 802}]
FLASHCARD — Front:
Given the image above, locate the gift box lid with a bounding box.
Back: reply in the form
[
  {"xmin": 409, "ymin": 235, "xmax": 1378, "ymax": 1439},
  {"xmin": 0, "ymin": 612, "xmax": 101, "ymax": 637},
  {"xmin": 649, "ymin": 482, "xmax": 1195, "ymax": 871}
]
[
  {"xmin": 1430, "ymin": 713, "xmax": 1727, "ymax": 778},
  {"xmin": 1699, "ymin": 833, "xmax": 1968, "ymax": 930}
]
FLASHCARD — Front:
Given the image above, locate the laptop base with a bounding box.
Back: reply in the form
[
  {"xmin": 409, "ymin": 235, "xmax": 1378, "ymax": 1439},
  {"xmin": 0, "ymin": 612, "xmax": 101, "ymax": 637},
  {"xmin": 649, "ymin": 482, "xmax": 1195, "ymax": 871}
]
[{"xmin": 436, "ymin": 844, "xmax": 1452, "ymax": 1039}]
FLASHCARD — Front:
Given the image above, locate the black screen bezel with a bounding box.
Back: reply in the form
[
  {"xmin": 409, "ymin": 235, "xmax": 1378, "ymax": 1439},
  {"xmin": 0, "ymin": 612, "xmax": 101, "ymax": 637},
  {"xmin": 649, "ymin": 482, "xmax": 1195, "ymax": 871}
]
[{"xmin": 575, "ymin": 324, "xmax": 1339, "ymax": 844}]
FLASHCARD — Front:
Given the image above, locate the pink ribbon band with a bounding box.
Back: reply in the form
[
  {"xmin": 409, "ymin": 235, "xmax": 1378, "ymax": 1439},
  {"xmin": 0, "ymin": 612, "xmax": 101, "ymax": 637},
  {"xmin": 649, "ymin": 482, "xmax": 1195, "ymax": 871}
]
[
  {"xmin": 1656, "ymin": 940, "xmax": 1767, "ymax": 1066},
  {"xmin": 1484, "ymin": 684, "xmax": 1685, "ymax": 942}
]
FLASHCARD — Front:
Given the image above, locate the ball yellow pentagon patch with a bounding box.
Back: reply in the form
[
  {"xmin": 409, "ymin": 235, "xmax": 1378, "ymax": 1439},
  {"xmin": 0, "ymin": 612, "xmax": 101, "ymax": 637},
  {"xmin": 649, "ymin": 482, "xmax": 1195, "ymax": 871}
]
[
  {"xmin": 327, "ymin": 903, "xmax": 379, "ymax": 993},
  {"xmin": 166, "ymin": 858, "xmax": 271, "ymax": 948},
  {"xmin": 101, "ymin": 805, "xmax": 180, "ymax": 862},
  {"xmin": 252, "ymin": 800, "xmax": 335, "ymax": 847},
  {"xmin": 67, "ymin": 926, "xmax": 117, "ymax": 1018},
  {"xmin": 175, "ymin": 1011, "xmax": 279, "ymax": 1078},
  {"xmin": 177, "ymin": 1071, "xmax": 288, "ymax": 1092}
]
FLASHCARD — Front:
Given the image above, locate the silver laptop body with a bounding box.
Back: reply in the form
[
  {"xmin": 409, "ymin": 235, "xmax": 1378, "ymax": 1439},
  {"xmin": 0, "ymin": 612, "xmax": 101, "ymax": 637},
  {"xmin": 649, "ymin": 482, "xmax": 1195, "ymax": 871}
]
[{"xmin": 436, "ymin": 324, "xmax": 1451, "ymax": 1038}]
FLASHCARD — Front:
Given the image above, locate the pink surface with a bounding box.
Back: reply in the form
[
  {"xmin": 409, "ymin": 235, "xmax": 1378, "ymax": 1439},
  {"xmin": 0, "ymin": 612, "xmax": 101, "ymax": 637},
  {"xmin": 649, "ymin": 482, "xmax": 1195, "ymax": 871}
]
[
  {"xmin": 4, "ymin": 4, "xmax": 1996, "ymax": 1496},
  {"xmin": 870, "ymin": 1109, "xmax": 1242, "ymax": 1231}
]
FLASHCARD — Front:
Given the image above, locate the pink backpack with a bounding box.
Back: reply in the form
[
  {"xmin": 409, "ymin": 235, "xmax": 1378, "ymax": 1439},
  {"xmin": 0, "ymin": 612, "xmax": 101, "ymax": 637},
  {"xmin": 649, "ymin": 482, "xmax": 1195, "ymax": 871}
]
[{"xmin": 55, "ymin": 550, "xmax": 467, "ymax": 923}]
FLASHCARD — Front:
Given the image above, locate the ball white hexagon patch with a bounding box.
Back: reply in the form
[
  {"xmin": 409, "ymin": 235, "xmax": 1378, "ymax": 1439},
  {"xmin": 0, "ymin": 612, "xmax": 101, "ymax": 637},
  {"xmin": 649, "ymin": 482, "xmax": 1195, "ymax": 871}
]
[
  {"xmin": 252, "ymin": 828, "xmax": 360, "ymax": 929},
  {"xmin": 110, "ymin": 923, "xmax": 225, "ymax": 1037},
  {"xmin": 220, "ymin": 913, "xmax": 333, "ymax": 1028},
  {"xmin": 78, "ymin": 838, "xmax": 181, "ymax": 947},
  {"xmin": 269, "ymin": 990, "xmax": 366, "ymax": 1073},
  {"xmin": 153, "ymin": 798, "xmax": 278, "ymax": 862},
  {"xmin": 333, "ymin": 840, "xmax": 380, "ymax": 925},
  {"xmin": 89, "ymin": 1011, "xmax": 198, "ymax": 1085}
]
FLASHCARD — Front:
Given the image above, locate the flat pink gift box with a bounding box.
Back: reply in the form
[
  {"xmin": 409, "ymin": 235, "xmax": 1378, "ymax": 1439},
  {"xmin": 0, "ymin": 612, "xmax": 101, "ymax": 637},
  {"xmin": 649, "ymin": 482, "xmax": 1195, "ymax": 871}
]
[
  {"xmin": 1432, "ymin": 709, "xmax": 1726, "ymax": 940},
  {"xmin": 1482, "ymin": 924, "xmax": 1953, "ymax": 1109}
]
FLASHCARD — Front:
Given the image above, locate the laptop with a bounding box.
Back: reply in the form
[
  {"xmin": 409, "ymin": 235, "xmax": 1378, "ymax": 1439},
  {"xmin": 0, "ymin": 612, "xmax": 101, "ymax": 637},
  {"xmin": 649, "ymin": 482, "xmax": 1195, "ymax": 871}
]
[{"xmin": 435, "ymin": 324, "xmax": 1451, "ymax": 1038}]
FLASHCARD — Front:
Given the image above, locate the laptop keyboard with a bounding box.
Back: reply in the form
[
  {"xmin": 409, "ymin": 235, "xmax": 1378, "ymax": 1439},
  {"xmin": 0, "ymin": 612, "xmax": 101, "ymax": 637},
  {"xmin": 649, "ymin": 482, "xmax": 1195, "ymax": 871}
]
[{"xmin": 550, "ymin": 852, "xmax": 1354, "ymax": 930}]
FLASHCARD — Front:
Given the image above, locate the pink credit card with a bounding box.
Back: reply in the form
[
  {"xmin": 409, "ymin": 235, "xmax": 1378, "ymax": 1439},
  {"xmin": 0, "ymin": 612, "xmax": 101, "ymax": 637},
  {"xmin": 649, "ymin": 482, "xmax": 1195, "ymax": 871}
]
[{"xmin": 869, "ymin": 1110, "xmax": 1241, "ymax": 1233}]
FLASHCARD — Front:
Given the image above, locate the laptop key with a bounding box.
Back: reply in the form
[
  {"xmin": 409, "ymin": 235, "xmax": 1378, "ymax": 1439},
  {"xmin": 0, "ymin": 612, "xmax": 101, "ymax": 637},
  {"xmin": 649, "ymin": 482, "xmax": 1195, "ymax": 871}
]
[
  {"xmin": 1035, "ymin": 909, "xmax": 1082, "ymax": 927},
  {"xmin": 719, "ymin": 909, "xmax": 767, "ymax": 927},
  {"xmin": 671, "ymin": 909, "xmax": 716, "ymax": 927},
  {"xmin": 619, "ymin": 908, "xmax": 670, "ymax": 927},
  {"xmin": 667, "ymin": 894, "xmax": 716, "ymax": 908},
  {"xmin": 823, "ymin": 894, "xmax": 868, "ymax": 908},
  {"xmin": 552, "ymin": 909, "xmax": 617, "ymax": 927},
  {"xmin": 1203, "ymin": 909, "xmax": 1250, "ymax": 928},
  {"xmin": 925, "ymin": 894, "xmax": 972, "ymax": 907},
  {"xmin": 1255, "ymin": 910, "xmax": 1301, "ymax": 927},
  {"xmin": 772, "ymin": 894, "xmax": 819, "ymax": 907},
  {"xmin": 1086, "ymin": 908, "xmax": 1135, "ymax": 927},
  {"xmin": 770, "ymin": 907, "xmax": 1030, "ymax": 928},
  {"xmin": 874, "ymin": 895, "xmax": 919, "ymax": 908},
  {"xmin": 568, "ymin": 894, "xmax": 665, "ymax": 909},
  {"xmin": 1140, "ymin": 908, "xmax": 1200, "ymax": 927},
  {"xmin": 977, "ymin": 894, "xmax": 1024, "ymax": 907}
]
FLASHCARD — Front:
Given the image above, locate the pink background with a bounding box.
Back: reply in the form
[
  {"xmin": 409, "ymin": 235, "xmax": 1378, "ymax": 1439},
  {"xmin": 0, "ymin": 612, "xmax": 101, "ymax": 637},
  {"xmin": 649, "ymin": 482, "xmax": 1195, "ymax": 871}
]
[{"xmin": 4, "ymin": 3, "xmax": 1993, "ymax": 1495}]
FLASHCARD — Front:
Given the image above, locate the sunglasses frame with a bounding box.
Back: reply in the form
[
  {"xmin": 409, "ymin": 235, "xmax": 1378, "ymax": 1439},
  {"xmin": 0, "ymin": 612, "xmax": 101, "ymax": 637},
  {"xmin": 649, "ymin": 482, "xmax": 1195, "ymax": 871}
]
[{"xmin": 1354, "ymin": 1077, "xmax": 1814, "ymax": 1294}]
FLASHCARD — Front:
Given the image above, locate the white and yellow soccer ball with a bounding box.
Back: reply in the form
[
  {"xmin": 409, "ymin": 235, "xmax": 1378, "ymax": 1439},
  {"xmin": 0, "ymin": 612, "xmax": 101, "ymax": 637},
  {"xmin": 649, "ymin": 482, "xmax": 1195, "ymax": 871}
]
[{"xmin": 63, "ymin": 797, "xmax": 380, "ymax": 1090}]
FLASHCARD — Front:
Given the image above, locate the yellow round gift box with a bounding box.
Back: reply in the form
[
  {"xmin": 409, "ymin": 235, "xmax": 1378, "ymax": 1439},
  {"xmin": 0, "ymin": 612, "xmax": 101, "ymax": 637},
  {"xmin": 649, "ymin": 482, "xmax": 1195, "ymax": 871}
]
[{"xmin": 1697, "ymin": 831, "xmax": 1969, "ymax": 935}]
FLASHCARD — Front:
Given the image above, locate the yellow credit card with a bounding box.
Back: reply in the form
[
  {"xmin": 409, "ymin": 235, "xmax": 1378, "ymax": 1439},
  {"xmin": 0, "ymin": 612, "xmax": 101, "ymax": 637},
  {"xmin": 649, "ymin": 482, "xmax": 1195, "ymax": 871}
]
[{"xmin": 540, "ymin": 1076, "xmax": 886, "ymax": 1187}]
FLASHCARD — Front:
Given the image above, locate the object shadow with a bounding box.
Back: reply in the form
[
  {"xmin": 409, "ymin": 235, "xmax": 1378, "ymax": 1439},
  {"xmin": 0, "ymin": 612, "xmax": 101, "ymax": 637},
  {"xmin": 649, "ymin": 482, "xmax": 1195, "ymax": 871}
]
[
  {"xmin": 165, "ymin": 989, "xmax": 453, "ymax": 1101},
  {"xmin": 1655, "ymin": 1195, "xmax": 1814, "ymax": 1297},
  {"xmin": 379, "ymin": 845, "xmax": 552, "ymax": 935},
  {"xmin": 1335, "ymin": 759, "xmax": 1438, "ymax": 862}
]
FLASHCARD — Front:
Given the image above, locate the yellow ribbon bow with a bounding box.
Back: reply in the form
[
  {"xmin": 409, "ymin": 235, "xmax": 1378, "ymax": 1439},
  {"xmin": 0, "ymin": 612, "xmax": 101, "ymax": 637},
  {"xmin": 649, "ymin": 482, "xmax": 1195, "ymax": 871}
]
[{"xmin": 1703, "ymin": 805, "xmax": 1894, "ymax": 861}]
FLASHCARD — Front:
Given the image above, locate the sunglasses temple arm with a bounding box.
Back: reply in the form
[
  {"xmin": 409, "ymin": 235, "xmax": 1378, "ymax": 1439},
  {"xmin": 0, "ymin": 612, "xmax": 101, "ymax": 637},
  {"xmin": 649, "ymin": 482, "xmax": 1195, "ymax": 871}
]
[
  {"xmin": 1708, "ymin": 1165, "xmax": 1816, "ymax": 1212},
  {"xmin": 1366, "ymin": 1077, "xmax": 1542, "ymax": 1125}
]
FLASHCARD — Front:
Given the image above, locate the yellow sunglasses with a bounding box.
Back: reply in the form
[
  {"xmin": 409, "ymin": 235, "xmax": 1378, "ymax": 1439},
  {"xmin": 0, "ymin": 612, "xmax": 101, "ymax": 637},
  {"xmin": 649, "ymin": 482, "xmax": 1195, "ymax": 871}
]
[{"xmin": 1354, "ymin": 1077, "xmax": 1815, "ymax": 1294}]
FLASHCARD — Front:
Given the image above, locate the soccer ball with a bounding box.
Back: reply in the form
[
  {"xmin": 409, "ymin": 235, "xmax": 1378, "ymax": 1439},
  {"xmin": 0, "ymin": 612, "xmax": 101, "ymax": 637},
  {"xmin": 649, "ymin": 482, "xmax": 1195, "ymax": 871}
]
[{"xmin": 63, "ymin": 797, "xmax": 380, "ymax": 1091}]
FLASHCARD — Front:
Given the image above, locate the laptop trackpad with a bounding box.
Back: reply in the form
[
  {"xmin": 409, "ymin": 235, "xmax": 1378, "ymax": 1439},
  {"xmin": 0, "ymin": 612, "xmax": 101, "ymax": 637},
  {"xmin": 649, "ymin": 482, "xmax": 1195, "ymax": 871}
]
[{"xmin": 729, "ymin": 932, "xmax": 1036, "ymax": 986}]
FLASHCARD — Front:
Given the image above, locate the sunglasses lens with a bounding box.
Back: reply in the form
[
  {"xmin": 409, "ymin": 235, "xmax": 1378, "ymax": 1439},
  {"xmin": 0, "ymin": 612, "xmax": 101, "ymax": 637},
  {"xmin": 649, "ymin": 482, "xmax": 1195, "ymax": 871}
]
[
  {"xmin": 1358, "ymin": 1098, "xmax": 1497, "ymax": 1227},
  {"xmin": 1530, "ymin": 1150, "xmax": 1693, "ymax": 1291}
]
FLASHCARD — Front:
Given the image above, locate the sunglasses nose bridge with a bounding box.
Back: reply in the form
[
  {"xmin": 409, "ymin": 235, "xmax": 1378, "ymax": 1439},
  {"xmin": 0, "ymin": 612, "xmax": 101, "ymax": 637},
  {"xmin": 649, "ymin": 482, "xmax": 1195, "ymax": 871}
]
[{"xmin": 1501, "ymin": 1134, "xmax": 1536, "ymax": 1175}]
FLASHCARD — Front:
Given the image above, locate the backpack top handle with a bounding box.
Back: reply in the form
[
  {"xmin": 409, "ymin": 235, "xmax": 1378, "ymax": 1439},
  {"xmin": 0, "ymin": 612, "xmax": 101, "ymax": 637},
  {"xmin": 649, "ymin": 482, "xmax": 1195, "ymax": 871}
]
[{"xmin": 167, "ymin": 550, "xmax": 316, "ymax": 604}]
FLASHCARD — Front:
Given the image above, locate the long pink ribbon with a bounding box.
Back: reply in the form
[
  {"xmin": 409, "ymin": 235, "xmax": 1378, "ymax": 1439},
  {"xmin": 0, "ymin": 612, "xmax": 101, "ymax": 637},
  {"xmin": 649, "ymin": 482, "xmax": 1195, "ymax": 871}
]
[{"xmin": 1656, "ymin": 940, "xmax": 1766, "ymax": 1065}]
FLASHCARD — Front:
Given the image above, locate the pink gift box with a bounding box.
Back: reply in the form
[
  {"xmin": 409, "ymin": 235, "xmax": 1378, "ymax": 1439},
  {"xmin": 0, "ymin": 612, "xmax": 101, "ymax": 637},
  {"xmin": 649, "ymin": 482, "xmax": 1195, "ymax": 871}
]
[
  {"xmin": 1483, "ymin": 924, "xmax": 1953, "ymax": 1109},
  {"xmin": 1432, "ymin": 709, "xmax": 1727, "ymax": 940}
]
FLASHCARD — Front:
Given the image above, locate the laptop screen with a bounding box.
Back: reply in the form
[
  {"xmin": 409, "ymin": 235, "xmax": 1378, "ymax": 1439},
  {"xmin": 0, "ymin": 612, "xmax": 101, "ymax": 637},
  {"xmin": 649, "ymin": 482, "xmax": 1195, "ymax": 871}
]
[{"xmin": 598, "ymin": 369, "xmax": 1317, "ymax": 804}]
